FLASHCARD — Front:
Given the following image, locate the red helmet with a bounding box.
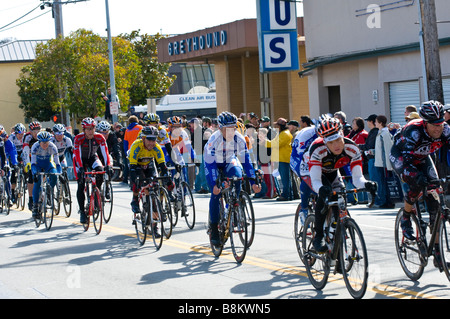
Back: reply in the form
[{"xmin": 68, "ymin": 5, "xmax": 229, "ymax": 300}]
[
  {"xmin": 29, "ymin": 121, "xmax": 41, "ymax": 131},
  {"xmin": 317, "ymin": 115, "xmax": 342, "ymax": 138},
  {"xmin": 81, "ymin": 117, "xmax": 96, "ymax": 128}
]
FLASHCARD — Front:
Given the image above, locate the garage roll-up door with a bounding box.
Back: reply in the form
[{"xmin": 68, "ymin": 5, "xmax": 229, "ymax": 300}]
[{"xmin": 389, "ymin": 80, "xmax": 420, "ymax": 125}]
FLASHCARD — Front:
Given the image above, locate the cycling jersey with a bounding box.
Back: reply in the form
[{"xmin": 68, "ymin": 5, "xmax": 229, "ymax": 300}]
[
  {"xmin": 128, "ymin": 138, "xmax": 165, "ymax": 166},
  {"xmin": 30, "ymin": 141, "xmax": 60, "ymax": 171},
  {"xmin": 308, "ymin": 136, "xmax": 366, "ymax": 193},
  {"xmin": 290, "ymin": 126, "xmax": 317, "ymax": 177},
  {"xmin": 51, "ymin": 135, "xmax": 73, "ymax": 165},
  {"xmin": 204, "ymin": 130, "xmax": 256, "ymax": 189},
  {"xmin": 1, "ymin": 139, "xmax": 18, "ymax": 167},
  {"xmin": 22, "ymin": 132, "xmax": 39, "ymax": 165},
  {"xmin": 168, "ymin": 128, "xmax": 195, "ymax": 165},
  {"xmin": 73, "ymin": 132, "xmax": 110, "ymax": 177},
  {"xmin": 8, "ymin": 133, "xmax": 24, "ymax": 160}
]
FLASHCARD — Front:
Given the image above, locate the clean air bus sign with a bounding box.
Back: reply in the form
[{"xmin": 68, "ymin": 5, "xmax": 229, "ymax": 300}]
[{"xmin": 256, "ymin": 0, "xmax": 299, "ymax": 73}]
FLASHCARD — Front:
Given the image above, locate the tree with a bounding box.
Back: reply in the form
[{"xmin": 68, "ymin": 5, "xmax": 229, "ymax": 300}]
[
  {"xmin": 17, "ymin": 29, "xmax": 140, "ymax": 123},
  {"xmin": 120, "ymin": 30, "xmax": 176, "ymax": 105}
]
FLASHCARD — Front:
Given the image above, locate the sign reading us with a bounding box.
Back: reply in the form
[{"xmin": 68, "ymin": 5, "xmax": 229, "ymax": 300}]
[{"xmin": 257, "ymin": 0, "xmax": 299, "ymax": 73}]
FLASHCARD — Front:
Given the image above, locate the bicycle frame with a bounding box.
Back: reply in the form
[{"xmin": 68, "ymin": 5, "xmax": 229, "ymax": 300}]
[{"xmin": 83, "ymin": 170, "xmax": 105, "ymax": 234}]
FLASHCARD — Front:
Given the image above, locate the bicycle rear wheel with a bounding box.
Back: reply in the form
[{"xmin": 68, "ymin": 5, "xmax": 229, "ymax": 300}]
[
  {"xmin": 302, "ymin": 214, "xmax": 329, "ymax": 290},
  {"xmin": 394, "ymin": 208, "xmax": 425, "ymax": 281},
  {"xmin": 62, "ymin": 177, "xmax": 72, "ymax": 217},
  {"xmin": 19, "ymin": 174, "xmax": 26, "ymax": 210},
  {"xmin": 149, "ymin": 192, "xmax": 163, "ymax": 250},
  {"xmin": 181, "ymin": 181, "xmax": 195, "ymax": 229},
  {"xmin": 230, "ymin": 203, "xmax": 248, "ymax": 263},
  {"xmin": 135, "ymin": 194, "xmax": 149, "ymax": 246},
  {"xmin": 92, "ymin": 188, "xmax": 103, "ymax": 235},
  {"xmin": 239, "ymin": 191, "xmax": 255, "ymax": 248},
  {"xmin": 43, "ymin": 184, "xmax": 54, "ymax": 231},
  {"xmin": 339, "ymin": 218, "xmax": 368, "ymax": 299},
  {"xmin": 210, "ymin": 197, "xmax": 225, "ymax": 257},
  {"xmin": 294, "ymin": 203, "xmax": 305, "ymax": 260},
  {"xmin": 439, "ymin": 214, "xmax": 450, "ymax": 281},
  {"xmin": 102, "ymin": 180, "xmax": 113, "ymax": 223},
  {"xmin": 159, "ymin": 186, "xmax": 173, "ymax": 239}
]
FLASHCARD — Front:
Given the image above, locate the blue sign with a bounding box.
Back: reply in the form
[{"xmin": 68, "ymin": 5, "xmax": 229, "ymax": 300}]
[{"xmin": 257, "ymin": 0, "xmax": 299, "ymax": 73}]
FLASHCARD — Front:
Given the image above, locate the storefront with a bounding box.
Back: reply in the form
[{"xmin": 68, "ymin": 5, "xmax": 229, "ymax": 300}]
[{"xmin": 157, "ymin": 18, "xmax": 309, "ymax": 122}]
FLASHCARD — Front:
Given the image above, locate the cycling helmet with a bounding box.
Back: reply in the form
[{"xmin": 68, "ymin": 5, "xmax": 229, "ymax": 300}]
[
  {"xmin": 96, "ymin": 120, "xmax": 111, "ymax": 132},
  {"xmin": 144, "ymin": 113, "xmax": 160, "ymax": 124},
  {"xmin": 419, "ymin": 100, "xmax": 445, "ymax": 124},
  {"xmin": 29, "ymin": 121, "xmax": 41, "ymax": 130},
  {"xmin": 167, "ymin": 116, "xmax": 182, "ymax": 126},
  {"xmin": 14, "ymin": 123, "xmax": 26, "ymax": 134},
  {"xmin": 37, "ymin": 131, "xmax": 52, "ymax": 142},
  {"xmin": 317, "ymin": 114, "xmax": 342, "ymax": 140},
  {"xmin": 140, "ymin": 126, "xmax": 158, "ymax": 140},
  {"xmin": 81, "ymin": 117, "xmax": 96, "ymax": 128},
  {"xmin": 52, "ymin": 123, "xmax": 66, "ymax": 133},
  {"xmin": 217, "ymin": 111, "xmax": 237, "ymax": 128}
]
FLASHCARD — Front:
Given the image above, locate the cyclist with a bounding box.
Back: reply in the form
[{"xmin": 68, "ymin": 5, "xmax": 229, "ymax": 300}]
[
  {"xmin": 204, "ymin": 111, "xmax": 261, "ymax": 245},
  {"xmin": 128, "ymin": 126, "xmax": 170, "ymax": 237},
  {"xmin": 96, "ymin": 121, "xmax": 120, "ymax": 168},
  {"xmin": 290, "ymin": 122, "xmax": 317, "ymax": 224},
  {"xmin": 308, "ymin": 115, "xmax": 377, "ymax": 253},
  {"xmin": 30, "ymin": 131, "xmax": 61, "ymax": 219},
  {"xmin": 73, "ymin": 118, "xmax": 111, "ymax": 224},
  {"xmin": 143, "ymin": 113, "xmax": 173, "ymax": 163},
  {"xmin": 390, "ymin": 100, "xmax": 450, "ymax": 269},
  {"xmin": 22, "ymin": 121, "xmax": 42, "ymax": 210},
  {"xmin": 9, "ymin": 123, "xmax": 26, "ymax": 204},
  {"xmin": 51, "ymin": 124, "xmax": 73, "ymax": 170}
]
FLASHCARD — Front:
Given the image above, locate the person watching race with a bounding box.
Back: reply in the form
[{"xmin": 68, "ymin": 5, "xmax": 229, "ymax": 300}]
[
  {"xmin": 204, "ymin": 111, "xmax": 261, "ymax": 246},
  {"xmin": 73, "ymin": 117, "xmax": 111, "ymax": 224},
  {"xmin": 308, "ymin": 115, "xmax": 377, "ymax": 253},
  {"xmin": 30, "ymin": 131, "xmax": 61, "ymax": 219},
  {"xmin": 390, "ymin": 100, "xmax": 450, "ymax": 270}
]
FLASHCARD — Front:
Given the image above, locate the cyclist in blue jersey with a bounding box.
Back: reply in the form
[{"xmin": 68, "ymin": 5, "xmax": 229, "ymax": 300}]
[
  {"xmin": 30, "ymin": 131, "xmax": 61, "ymax": 219},
  {"xmin": 204, "ymin": 111, "xmax": 261, "ymax": 245}
]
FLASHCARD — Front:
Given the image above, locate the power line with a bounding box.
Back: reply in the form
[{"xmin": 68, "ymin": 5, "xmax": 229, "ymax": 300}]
[
  {"xmin": 0, "ymin": 4, "xmax": 42, "ymax": 31},
  {"xmin": 0, "ymin": 9, "xmax": 52, "ymax": 33}
]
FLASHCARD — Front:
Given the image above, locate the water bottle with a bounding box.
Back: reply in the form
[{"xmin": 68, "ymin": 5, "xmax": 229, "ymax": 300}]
[{"xmin": 328, "ymin": 216, "xmax": 337, "ymax": 241}]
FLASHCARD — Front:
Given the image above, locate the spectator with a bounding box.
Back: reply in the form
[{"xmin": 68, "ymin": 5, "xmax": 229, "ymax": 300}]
[
  {"xmin": 101, "ymin": 88, "xmax": 119, "ymax": 122},
  {"xmin": 258, "ymin": 116, "xmax": 278, "ymax": 199},
  {"xmin": 374, "ymin": 115, "xmax": 395, "ymax": 209},
  {"xmin": 123, "ymin": 115, "xmax": 143, "ymax": 185},
  {"xmin": 287, "ymin": 120, "xmax": 299, "ymax": 138},
  {"xmin": 347, "ymin": 117, "xmax": 368, "ymax": 144},
  {"xmin": 334, "ymin": 111, "xmax": 352, "ymax": 136},
  {"xmin": 358, "ymin": 114, "xmax": 379, "ymax": 187},
  {"xmin": 405, "ymin": 112, "xmax": 420, "ymax": 122},
  {"xmin": 248, "ymin": 112, "xmax": 259, "ymax": 128},
  {"xmin": 299, "ymin": 115, "xmax": 313, "ymax": 129},
  {"xmin": 265, "ymin": 118, "xmax": 293, "ymax": 201}
]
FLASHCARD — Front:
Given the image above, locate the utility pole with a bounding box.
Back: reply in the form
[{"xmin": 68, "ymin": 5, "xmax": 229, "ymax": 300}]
[
  {"xmin": 105, "ymin": 0, "xmax": 118, "ymax": 124},
  {"xmin": 419, "ymin": 0, "xmax": 444, "ymax": 104},
  {"xmin": 53, "ymin": 1, "xmax": 64, "ymax": 38}
]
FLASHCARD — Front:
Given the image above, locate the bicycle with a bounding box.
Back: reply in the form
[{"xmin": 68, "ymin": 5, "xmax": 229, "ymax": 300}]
[
  {"xmin": 13, "ymin": 163, "xmax": 27, "ymax": 211},
  {"xmin": 301, "ymin": 188, "xmax": 374, "ymax": 299},
  {"xmin": 55, "ymin": 166, "xmax": 72, "ymax": 217},
  {"xmin": 208, "ymin": 175, "xmax": 255, "ymax": 263},
  {"xmin": 294, "ymin": 192, "xmax": 317, "ymax": 260},
  {"xmin": 167, "ymin": 164, "xmax": 196, "ymax": 229},
  {"xmin": 33, "ymin": 171, "xmax": 60, "ymax": 230},
  {"xmin": 133, "ymin": 176, "xmax": 165, "ymax": 249},
  {"xmin": 0, "ymin": 166, "xmax": 11, "ymax": 215},
  {"xmin": 394, "ymin": 177, "xmax": 450, "ymax": 281},
  {"xmin": 239, "ymin": 171, "xmax": 262, "ymax": 248},
  {"xmin": 81, "ymin": 170, "xmax": 105, "ymax": 235}
]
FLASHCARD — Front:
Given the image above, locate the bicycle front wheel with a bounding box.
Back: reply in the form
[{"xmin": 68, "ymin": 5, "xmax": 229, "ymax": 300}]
[
  {"xmin": 159, "ymin": 186, "xmax": 173, "ymax": 239},
  {"xmin": 135, "ymin": 194, "xmax": 149, "ymax": 246},
  {"xmin": 92, "ymin": 188, "xmax": 103, "ymax": 235},
  {"xmin": 339, "ymin": 218, "xmax": 368, "ymax": 299},
  {"xmin": 62, "ymin": 178, "xmax": 72, "ymax": 217},
  {"xmin": 149, "ymin": 192, "xmax": 164, "ymax": 250},
  {"xmin": 439, "ymin": 214, "xmax": 450, "ymax": 282},
  {"xmin": 181, "ymin": 181, "xmax": 195, "ymax": 229},
  {"xmin": 294, "ymin": 203, "xmax": 305, "ymax": 260},
  {"xmin": 230, "ymin": 203, "xmax": 248, "ymax": 263},
  {"xmin": 43, "ymin": 184, "xmax": 54, "ymax": 231},
  {"xmin": 302, "ymin": 214, "xmax": 329, "ymax": 290},
  {"xmin": 102, "ymin": 180, "xmax": 113, "ymax": 223},
  {"xmin": 239, "ymin": 191, "xmax": 255, "ymax": 248},
  {"xmin": 394, "ymin": 208, "xmax": 425, "ymax": 281}
]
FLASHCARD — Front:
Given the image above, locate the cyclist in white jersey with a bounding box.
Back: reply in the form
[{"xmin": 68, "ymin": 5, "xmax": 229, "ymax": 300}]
[{"xmin": 50, "ymin": 124, "xmax": 73, "ymax": 168}]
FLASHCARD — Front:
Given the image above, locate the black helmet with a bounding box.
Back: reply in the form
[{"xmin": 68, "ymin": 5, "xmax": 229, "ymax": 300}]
[
  {"xmin": 141, "ymin": 126, "xmax": 158, "ymax": 140},
  {"xmin": 419, "ymin": 100, "xmax": 444, "ymax": 124}
]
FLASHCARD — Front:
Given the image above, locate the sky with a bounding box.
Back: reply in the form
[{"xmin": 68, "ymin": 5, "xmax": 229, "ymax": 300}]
[{"xmin": 0, "ymin": 0, "xmax": 304, "ymax": 41}]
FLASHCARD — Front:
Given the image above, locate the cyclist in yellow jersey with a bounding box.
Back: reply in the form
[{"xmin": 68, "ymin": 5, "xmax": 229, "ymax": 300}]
[{"xmin": 128, "ymin": 127, "xmax": 172, "ymax": 231}]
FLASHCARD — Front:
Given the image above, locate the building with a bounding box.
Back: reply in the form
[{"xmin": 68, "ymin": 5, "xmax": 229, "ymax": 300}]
[
  {"xmin": 0, "ymin": 40, "xmax": 45, "ymax": 131},
  {"xmin": 157, "ymin": 18, "xmax": 309, "ymax": 122},
  {"xmin": 301, "ymin": 0, "xmax": 450, "ymax": 124}
]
